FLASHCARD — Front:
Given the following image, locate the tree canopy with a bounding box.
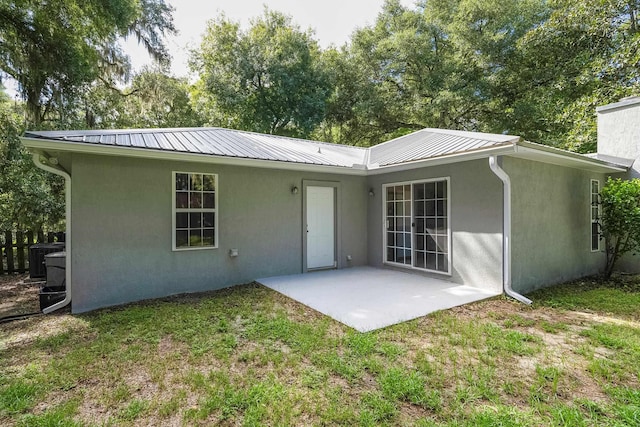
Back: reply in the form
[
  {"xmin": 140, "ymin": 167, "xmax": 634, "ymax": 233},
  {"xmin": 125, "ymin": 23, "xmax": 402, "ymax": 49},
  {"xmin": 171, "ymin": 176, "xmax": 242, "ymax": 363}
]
[
  {"xmin": 320, "ymin": 0, "xmax": 552, "ymax": 145},
  {"xmin": 2, "ymin": 0, "xmax": 640, "ymax": 232},
  {"xmin": 502, "ymin": 0, "xmax": 640, "ymax": 152},
  {"xmin": 3, "ymin": 0, "xmax": 639, "ymax": 144},
  {"xmin": 0, "ymin": 0, "xmax": 175, "ymax": 128},
  {"xmin": 81, "ymin": 68, "xmax": 203, "ymax": 129},
  {"xmin": 0, "ymin": 94, "xmax": 64, "ymax": 231},
  {"xmin": 191, "ymin": 9, "xmax": 331, "ymax": 138},
  {"xmin": 318, "ymin": 0, "xmax": 638, "ymax": 148}
]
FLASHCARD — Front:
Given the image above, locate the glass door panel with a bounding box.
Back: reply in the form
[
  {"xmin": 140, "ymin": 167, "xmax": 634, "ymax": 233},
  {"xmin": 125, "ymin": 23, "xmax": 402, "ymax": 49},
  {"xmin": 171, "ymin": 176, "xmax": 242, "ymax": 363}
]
[
  {"xmin": 412, "ymin": 181, "xmax": 449, "ymax": 273},
  {"xmin": 385, "ymin": 184, "xmax": 412, "ymax": 265}
]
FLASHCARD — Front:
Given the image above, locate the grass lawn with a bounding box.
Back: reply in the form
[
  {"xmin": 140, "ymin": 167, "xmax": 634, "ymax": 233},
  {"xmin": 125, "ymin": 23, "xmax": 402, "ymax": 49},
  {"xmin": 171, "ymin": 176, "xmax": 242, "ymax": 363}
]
[{"xmin": 1, "ymin": 275, "xmax": 639, "ymax": 426}]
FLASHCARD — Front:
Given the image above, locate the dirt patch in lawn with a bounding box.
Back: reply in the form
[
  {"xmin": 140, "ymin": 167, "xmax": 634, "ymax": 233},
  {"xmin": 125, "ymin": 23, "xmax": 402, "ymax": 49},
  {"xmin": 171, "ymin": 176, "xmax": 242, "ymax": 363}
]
[{"xmin": 0, "ymin": 274, "xmax": 41, "ymax": 318}]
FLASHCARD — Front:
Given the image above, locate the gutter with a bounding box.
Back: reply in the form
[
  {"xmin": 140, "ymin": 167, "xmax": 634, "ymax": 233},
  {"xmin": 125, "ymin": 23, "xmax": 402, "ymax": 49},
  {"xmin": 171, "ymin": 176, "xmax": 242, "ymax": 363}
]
[
  {"xmin": 21, "ymin": 137, "xmax": 369, "ymax": 176},
  {"xmin": 31, "ymin": 153, "xmax": 72, "ymax": 313},
  {"xmin": 488, "ymin": 156, "xmax": 532, "ymax": 305},
  {"xmin": 513, "ymin": 141, "xmax": 626, "ymax": 173}
]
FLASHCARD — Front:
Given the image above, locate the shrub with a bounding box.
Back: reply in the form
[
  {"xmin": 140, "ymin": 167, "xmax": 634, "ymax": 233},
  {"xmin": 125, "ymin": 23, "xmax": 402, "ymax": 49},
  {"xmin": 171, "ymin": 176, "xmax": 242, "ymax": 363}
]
[{"xmin": 599, "ymin": 177, "xmax": 640, "ymax": 278}]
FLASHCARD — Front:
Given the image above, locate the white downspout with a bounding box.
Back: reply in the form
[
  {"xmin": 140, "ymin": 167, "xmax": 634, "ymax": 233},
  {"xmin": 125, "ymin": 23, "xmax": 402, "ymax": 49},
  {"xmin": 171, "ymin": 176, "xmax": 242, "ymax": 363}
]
[
  {"xmin": 489, "ymin": 156, "xmax": 532, "ymax": 305},
  {"xmin": 32, "ymin": 153, "xmax": 72, "ymax": 313}
]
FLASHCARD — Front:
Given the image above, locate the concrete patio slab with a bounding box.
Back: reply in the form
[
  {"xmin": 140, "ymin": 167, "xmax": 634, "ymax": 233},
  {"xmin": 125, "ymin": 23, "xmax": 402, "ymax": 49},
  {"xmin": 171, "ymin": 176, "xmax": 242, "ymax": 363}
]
[{"xmin": 257, "ymin": 266, "xmax": 501, "ymax": 332}]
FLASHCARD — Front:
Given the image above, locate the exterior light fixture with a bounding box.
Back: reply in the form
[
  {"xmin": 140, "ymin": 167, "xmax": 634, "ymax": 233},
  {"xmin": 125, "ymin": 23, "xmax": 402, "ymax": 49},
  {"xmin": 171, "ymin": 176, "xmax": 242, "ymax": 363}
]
[
  {"xmin": 369, "ymin": 188, "xmax": 375, "ymax": 197},
  {"xmin": 291, "ymin": 186, "xmax": 299, "ymax": 194}
]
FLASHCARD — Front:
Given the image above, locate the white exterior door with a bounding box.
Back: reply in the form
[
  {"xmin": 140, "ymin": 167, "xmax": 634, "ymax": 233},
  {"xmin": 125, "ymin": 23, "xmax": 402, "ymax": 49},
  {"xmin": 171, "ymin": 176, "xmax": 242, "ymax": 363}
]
[{"xmin": 306, "ymin": 186, "xmax": 335, "ymax": 269}]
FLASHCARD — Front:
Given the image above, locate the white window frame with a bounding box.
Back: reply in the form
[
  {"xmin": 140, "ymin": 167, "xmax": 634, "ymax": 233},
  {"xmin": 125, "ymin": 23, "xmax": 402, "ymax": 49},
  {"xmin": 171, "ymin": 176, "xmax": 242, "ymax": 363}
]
[
  {"xmin": 590, "ymin": 179, "xmax": 601, "ymax": 252},
  {"xmin": 382, "ymin": 177, "xmax": 452, "ymax": 276},
  {"xmin": 172, "ymin": 171, "xmax": 219, "ymax": 251}
]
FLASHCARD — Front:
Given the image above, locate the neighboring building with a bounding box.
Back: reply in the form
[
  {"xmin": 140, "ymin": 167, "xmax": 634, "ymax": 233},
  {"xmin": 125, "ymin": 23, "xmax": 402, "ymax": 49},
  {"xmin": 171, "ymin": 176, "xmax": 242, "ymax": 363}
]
[{"xmin": 20, "ymin": 98, "xmax": 639, "ymax": 313}]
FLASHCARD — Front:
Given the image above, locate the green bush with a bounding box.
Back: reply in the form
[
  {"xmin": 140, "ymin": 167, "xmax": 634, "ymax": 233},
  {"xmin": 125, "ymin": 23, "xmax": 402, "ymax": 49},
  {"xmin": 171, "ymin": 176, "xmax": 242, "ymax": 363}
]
[{"xmin": 599, "ymin": 177, "xmax": 640, "ymax": 278}]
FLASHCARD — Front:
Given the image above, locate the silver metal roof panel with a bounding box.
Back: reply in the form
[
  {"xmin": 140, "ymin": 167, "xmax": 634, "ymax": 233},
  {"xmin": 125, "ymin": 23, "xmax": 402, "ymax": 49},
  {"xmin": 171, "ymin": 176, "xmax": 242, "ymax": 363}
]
[
  {"xmin": 23, "ymin": 126, "xmax": 623, "ymax": 173},
  {"xmin": 25, "ymin": 128, "xmax": 368, "ymax": 168},
  {"xmin": 369, "ymin": 129, "xmax": 519, "ymax": 166},
  {"xmin": 584, "ymin": 153, "xmax": 635, "ymax": 168}
]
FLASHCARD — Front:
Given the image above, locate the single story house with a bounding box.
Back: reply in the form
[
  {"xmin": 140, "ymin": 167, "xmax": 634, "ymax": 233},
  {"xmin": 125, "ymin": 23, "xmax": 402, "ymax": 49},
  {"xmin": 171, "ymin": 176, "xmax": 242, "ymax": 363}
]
[{"xmin": 20, "ymin": 97, "xmax": 640, "ymax": 314}]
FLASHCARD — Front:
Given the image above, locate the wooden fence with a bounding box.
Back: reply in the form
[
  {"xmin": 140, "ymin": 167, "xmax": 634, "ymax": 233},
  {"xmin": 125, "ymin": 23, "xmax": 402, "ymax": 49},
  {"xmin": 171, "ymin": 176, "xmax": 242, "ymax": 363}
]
[{"xmin": 0, "ymin": 231, "xmax": 64, "ymax": 275}]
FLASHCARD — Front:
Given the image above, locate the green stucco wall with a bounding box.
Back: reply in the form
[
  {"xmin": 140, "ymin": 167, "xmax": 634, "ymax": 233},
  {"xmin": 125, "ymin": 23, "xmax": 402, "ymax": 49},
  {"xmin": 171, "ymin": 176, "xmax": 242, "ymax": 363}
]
[
  {"xmin": 504, "ymin": 157, "xmax": 606, "ymax": 292},
  {"xmin": 69, "ymin": 154, "xmax": 368, "ymax": 313},
  {"xmin": 63, "ymin": 150, "xmax": 610, "ymax": 312}
]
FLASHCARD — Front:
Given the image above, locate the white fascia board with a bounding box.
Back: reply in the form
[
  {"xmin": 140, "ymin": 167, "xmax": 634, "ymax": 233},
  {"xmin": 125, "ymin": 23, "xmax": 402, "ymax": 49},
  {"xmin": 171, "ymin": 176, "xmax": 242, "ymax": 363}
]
[
  {"xmin": 365, "ymin": 145, "xmax": 517, "ymax": 175},
  {"xmin": 512, "ymin": 143, "xmax": 626, "ymax": 173},
  {"xmin": 20, "ymin": 137, "xmax": 368, "ymax": 176}
]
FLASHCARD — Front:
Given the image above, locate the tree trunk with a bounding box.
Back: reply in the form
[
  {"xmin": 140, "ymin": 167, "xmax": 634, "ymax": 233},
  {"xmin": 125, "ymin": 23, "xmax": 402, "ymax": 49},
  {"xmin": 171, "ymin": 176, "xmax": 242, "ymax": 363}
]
[
  {"xmin": 26, "ymin": 91, "xmax": 42, "ymax": 128},
  {"xmin": 604, "ymin": 236, "xmax": 623, "ymax": 278}
]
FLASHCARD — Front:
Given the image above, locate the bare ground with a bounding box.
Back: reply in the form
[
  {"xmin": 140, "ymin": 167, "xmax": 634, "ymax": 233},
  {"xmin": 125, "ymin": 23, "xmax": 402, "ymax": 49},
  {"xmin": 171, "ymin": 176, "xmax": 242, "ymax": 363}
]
[{"xmin": 0, "ymin": 274, "xmax": 41, "ymax": 318}]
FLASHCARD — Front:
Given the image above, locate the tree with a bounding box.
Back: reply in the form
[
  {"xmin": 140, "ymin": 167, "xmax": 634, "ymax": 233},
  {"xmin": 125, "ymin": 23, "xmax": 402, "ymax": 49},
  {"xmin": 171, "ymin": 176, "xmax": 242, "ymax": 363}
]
[
  {"xmin": 117, "ymin": 69, "xmax": 203, "ymax": 129},
  {"xmin": 327, "ymin": 0, "xmax": 550, "ymax": 146},
  {"xmin": 0, "ymin": 0, "xmax": 175, "ymax": 128},
  {"xmin": 345, "ymin": 0, "xmax": 447, "ymax": 143},
  {"xmin": 499, "ymin": 0, "xmax": 640, "ymax": 152},
  {"xmin": 76, "ymin": 68, "xmax": 203, "ymax": 129},
  {"xmin": 312, "ymin": 47, "xmax": 385, "ymax": 146},
  {"xmin": 0, "ymin": 93, "xmax": 64, "ymax": 231},
  {"xmin": 322, "ymin": 0, "xmax": 637, "ymax": 149},
  {"xmin": 191, "ymin": 9, "xmax": 331, "ymax": 138},
  {"xmin": 599, "ymin": 177, "xmax": 640, "ymax": 278}
]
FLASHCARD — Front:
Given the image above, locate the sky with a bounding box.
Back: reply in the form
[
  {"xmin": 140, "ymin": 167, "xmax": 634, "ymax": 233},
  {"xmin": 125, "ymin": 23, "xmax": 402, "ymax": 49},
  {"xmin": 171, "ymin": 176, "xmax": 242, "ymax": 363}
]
[{"xmin": 125, "ymin": 0, "xmax": 415, "ymax": 77}]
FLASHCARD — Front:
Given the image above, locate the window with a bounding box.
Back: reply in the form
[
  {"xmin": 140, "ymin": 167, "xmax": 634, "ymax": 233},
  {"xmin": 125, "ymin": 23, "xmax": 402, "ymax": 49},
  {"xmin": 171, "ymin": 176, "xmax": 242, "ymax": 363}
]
[
  {"xmin": 173, "ymin": 172, "xmax": 217, "ymax": 250},
  {"xmin": 384, "ymin": 178, "xmax": 450, "ymax": 274},
  {"xmin": 591, "ymin": 179, "xmax": 600, "ymax": 252}
]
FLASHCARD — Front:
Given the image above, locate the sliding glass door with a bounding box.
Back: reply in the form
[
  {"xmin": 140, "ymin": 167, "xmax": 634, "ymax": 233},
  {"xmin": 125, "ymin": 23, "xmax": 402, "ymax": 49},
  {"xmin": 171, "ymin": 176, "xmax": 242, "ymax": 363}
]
[
  {"xmin": 384, "ymin": 178, "xmax": 450, "ymax": 274},
  {"xmin": 385, "ymin": 184, "xmax": 412, "ymax": 266}
]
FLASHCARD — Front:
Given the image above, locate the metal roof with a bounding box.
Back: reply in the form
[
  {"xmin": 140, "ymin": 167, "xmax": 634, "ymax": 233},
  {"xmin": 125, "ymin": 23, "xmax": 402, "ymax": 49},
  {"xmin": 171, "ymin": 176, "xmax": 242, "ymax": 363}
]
[
  {"xmin": 23, "ymin": 126, "xmax": 625, "ymax": 173},
  {"xmin": 24, "ymin": 127, "xmax": 367, "ymax": 168},
  {"xmin": 584, "ymin": 152, "xmax": 635, "ymax": 168},
  {"xmin": 368, "ymin": 128, "xmax": 520, "ymax": 166}
]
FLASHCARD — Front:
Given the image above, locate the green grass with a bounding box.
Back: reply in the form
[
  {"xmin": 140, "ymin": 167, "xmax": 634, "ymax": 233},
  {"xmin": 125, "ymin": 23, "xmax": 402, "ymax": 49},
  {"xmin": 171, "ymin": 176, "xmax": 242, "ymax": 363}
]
[
  {"xmin": 530, "ymin": 274, "xmax": 640, "ymax": 319},
  {"xmin": 0, "ymin": 380, "xmax": 39, "ymax": 415},
  {"xmin": 1, "ymin": 278, "xmax": 639, "ymax": 426},
  {"xmin": 16, "ymin": 400, "xmax": 81, "ymax": 427}
]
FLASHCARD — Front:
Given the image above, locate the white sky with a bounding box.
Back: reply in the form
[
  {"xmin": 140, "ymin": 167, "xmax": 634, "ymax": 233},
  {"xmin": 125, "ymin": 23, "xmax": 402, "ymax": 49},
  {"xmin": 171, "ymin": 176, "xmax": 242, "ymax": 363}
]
[{"xmin": 125, "ymin": 0, "xmax": 415, "ymax": 77}]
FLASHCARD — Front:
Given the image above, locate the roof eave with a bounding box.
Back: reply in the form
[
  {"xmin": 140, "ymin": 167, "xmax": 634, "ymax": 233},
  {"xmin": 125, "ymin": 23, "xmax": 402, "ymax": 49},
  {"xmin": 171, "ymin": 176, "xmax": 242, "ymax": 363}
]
[
  {"xmin": 22, "ymin": 133, "xmax": 625, "ymax": 176},
  {"xmin": 584, "ymin": 152, "xmax": 635, "ymax": 168},
  {"xmin": 366, "ymin": 144, "xmax": 517, "ymax": 175},
  {"xmin": 512, "ymin": 141, "xmax": 626, "ymax": 173},
  {"xmin": 20, "ymin": 137, "xmax": 368, "ymax": 176}
]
